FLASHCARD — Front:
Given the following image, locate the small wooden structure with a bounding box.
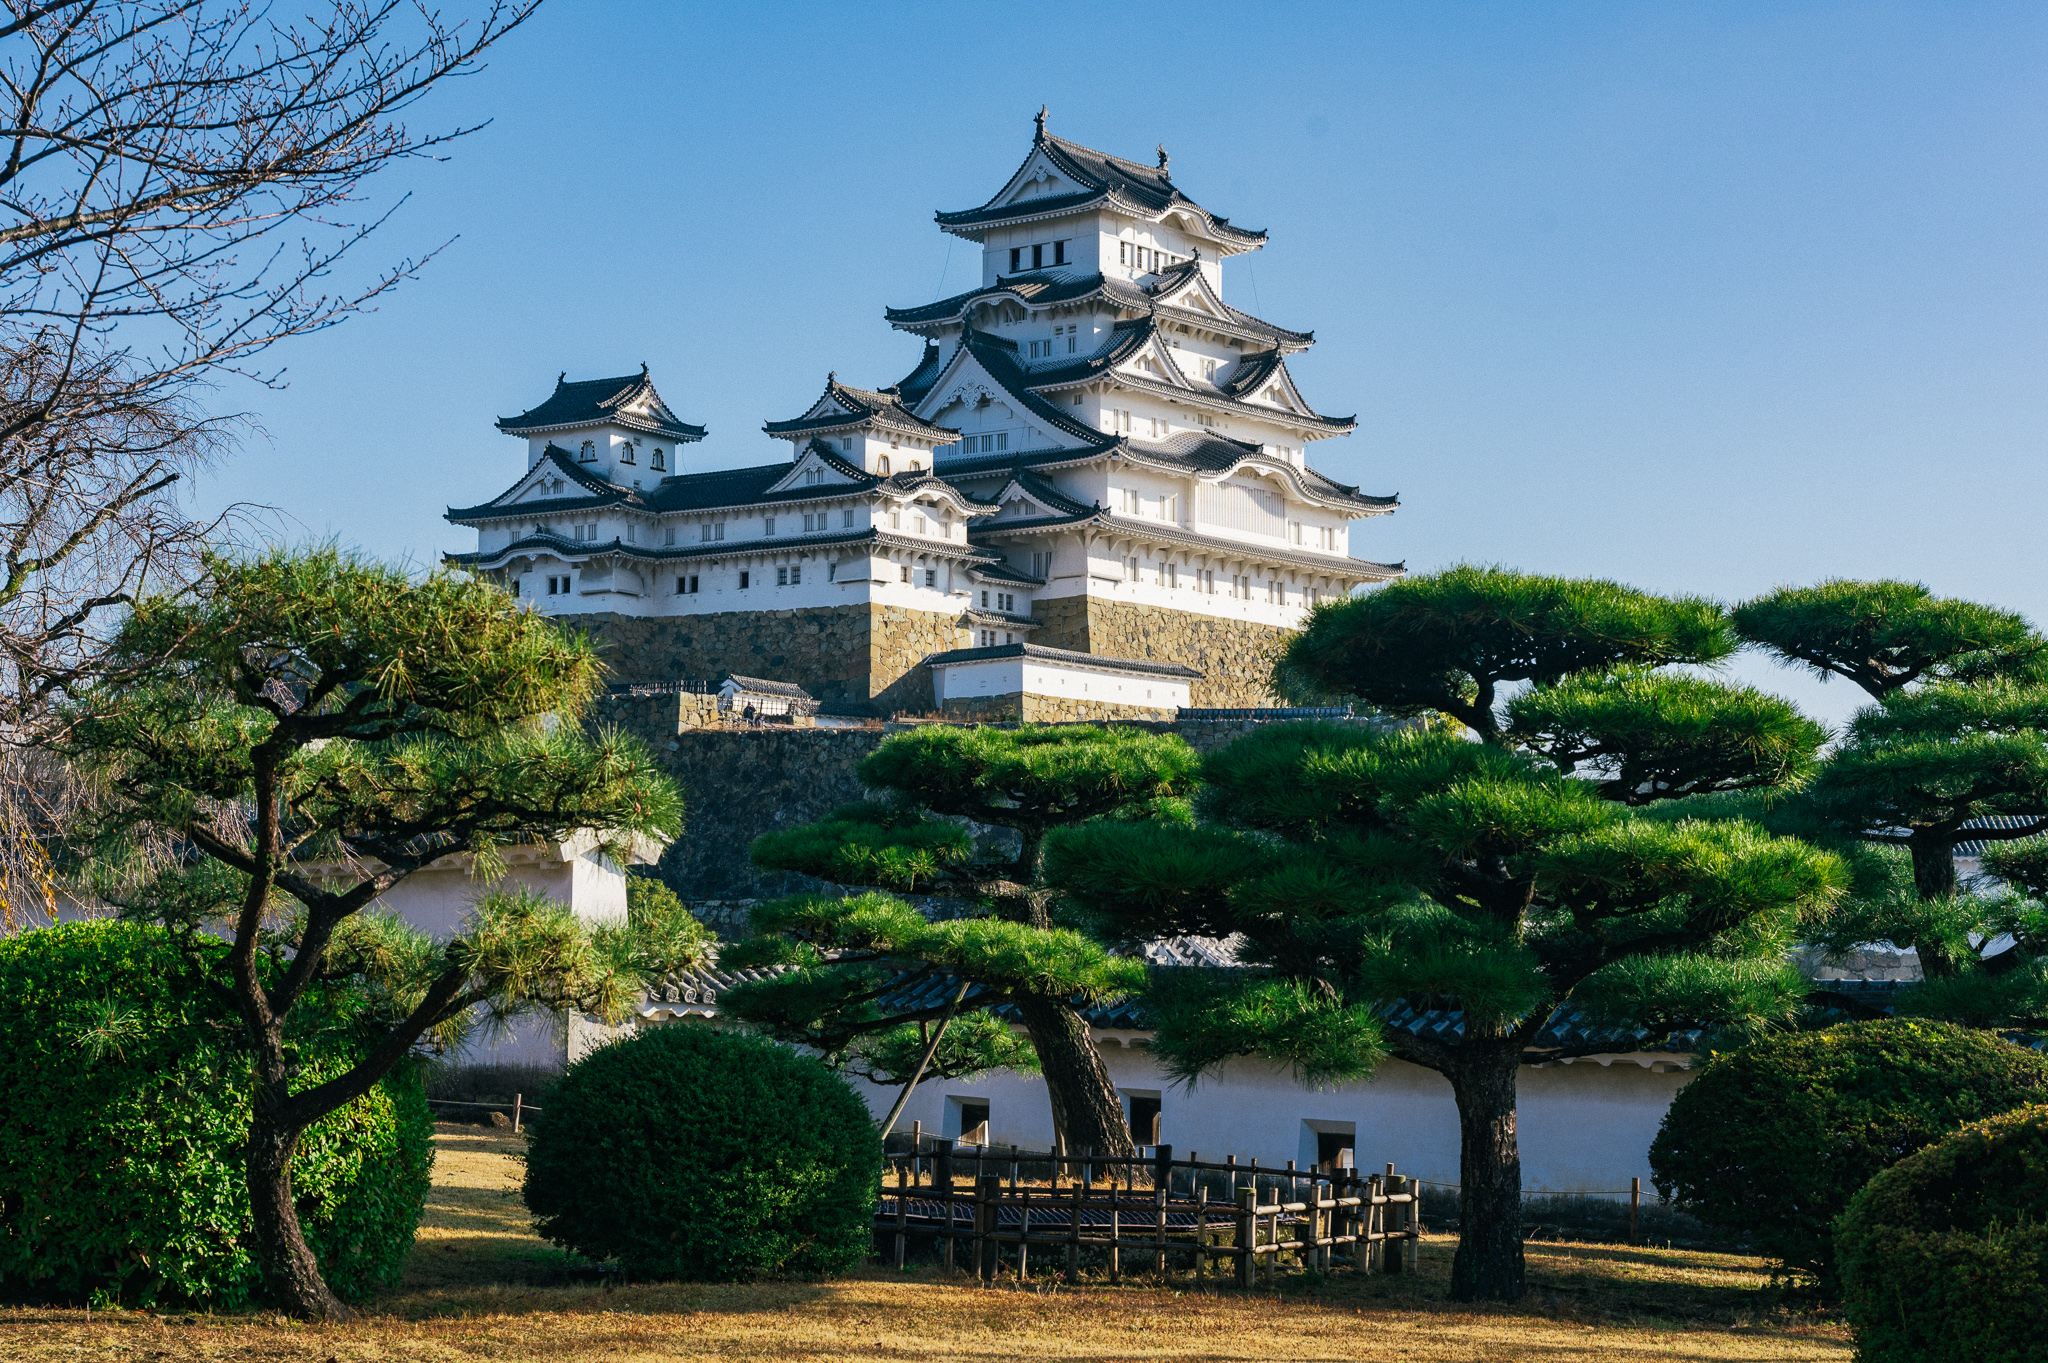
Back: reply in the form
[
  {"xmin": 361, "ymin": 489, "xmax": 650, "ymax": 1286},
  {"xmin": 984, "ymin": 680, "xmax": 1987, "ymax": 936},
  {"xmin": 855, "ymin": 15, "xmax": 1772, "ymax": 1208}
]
[
  {"xmin": 878, "ymin": 1140, "xmax": 1420, "ymax": 1284},
  {"xmin": 717, "ymin": 674, "xmax": 817, "ymax": 720}
]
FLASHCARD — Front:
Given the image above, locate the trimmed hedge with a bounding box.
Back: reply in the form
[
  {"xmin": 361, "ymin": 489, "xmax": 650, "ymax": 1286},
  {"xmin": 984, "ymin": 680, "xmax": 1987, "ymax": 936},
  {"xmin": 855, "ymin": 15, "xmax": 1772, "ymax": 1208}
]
[
  {"xmin": 1648, "ymin": 1019, "xmax": 2048, "ymax": 1286},
  {"xmin": 523, "ymin": 1023, "xmax": 880, "ymax": 1280},
  {"xmin": 1837, "ymin": 1103, "xmax": 2048, "ymax": 1363},
  {"xmin": 0, "ymin": 921, "xmax": 434, "ymax": 1307}
]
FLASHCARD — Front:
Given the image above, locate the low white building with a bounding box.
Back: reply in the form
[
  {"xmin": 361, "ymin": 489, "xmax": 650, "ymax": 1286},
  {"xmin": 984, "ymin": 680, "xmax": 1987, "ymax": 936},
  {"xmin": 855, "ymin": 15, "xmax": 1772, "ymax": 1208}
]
[{"xmin": 639, "ymin": 942, "xmax": 1696, "ymax": 1196}]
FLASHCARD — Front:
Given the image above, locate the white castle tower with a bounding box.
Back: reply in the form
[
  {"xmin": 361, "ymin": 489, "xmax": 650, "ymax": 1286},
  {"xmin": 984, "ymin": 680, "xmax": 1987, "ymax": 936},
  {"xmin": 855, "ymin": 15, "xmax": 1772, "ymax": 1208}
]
[{"xmin": 448, "ymin": 113, "xmax": 1401, "ymax": 717}]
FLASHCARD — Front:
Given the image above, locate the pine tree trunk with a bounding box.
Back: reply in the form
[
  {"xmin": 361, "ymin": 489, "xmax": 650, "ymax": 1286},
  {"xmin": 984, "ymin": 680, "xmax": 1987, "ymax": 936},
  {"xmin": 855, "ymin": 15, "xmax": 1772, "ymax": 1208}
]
[
  {"xmin": 1910, "ymin": 838, "xmax": 1960, "ymax": 979},
  {"xmin": 1446, "ymin": 1051, "xmax": 1525, "ymax": 1302},
  {"xmin": 247, "ymin": 1110, "xmax": 351, "ymax": 1320},
  {"xmin": 1010, "ymin": 994, "xmax": 1134, "ymax": 1158}
]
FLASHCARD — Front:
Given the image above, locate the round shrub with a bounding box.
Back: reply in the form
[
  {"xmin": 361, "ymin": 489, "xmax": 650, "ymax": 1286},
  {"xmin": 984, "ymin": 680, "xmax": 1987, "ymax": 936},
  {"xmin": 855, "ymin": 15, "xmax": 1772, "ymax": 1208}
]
[
  {"xmin": 1649, "ymin": 1019, "xmax": 2048, "ymax": 1286},
  {"xmin": 0, "ymin": 920, "xmax": 434, "ymax": 1308},
  {"xmin": 523, "ymin": 1022, "xmax": 880, "ymax": 1280},
  {"xmin": 1836, "ymin": 1103, "xmax": 2048, "ymax": 1363}
]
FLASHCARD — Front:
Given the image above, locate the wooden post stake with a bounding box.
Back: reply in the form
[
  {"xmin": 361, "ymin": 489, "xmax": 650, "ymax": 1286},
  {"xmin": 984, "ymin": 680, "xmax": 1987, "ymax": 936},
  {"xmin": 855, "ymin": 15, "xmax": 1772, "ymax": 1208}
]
[
  {"xmin": 512, "ymin": 1093, "xmax": 522, "ymax": 1134},
  {"xmin": 976, "ymin": 1174, "xmax": 1001, "ymax": 1283},
  {"xmin": 1630, "ymin": 1176, "xmax": 1641, "ymax": 1246},
  {"xmin": 1152, "ymin": 1143, "xmax": 1172, "ymax": 1275},
  {"xmin": 1234, "ymin": 1185, "xmax": 1256, "ymax": 1288},
  {"xmin": 936, "ymin": 1138, "xmax": 955, "ymax": 1275},
  {"xmin": 1065, "ymin": 1179, "xmax": 1082, "ymax": 1285},
  {"xmin": 1195, "ymin": 1184, "xmax": 1210, "ymax": 1279},
  {"xmin": 894, "ymin": 1162, "xmax": 909, "ymax": 1269}
]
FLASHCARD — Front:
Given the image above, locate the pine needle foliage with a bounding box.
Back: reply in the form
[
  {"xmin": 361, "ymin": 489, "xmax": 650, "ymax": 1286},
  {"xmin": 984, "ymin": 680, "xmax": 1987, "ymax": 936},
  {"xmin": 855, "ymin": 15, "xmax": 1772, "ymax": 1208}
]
[
  {"xmin": 1733, "ymin": 580, "xmax": 2048, "ymax": 1006},
  {"xmin": 725, "ymin": 723, "xmax": 1200, "ymax": 1158},
  {"xmin": 1044, "ymin": 568, "xmax": 1842, "ymax": 1304},
  {"xmin": 59, "ymin": 547, "xmax": 699, "ymax": 1320}
]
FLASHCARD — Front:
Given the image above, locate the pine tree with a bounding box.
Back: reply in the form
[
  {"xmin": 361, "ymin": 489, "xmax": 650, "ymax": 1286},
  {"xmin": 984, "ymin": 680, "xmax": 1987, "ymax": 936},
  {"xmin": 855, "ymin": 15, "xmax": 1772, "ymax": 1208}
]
[
  {"xmin": 65, "ymin": 548, "xmax": 697, "ymax": 1319},
  {"xmin": 720, "ymin": 723, "xmax": 1200, "ymax": 1157},
  {"xmin": 1732, "ymin": 580, "xmax": 2048, "ymax": 1016},
  {"xmin": 1043, "ymin": 566, "xmax": 1844, "ymax": 1301}
]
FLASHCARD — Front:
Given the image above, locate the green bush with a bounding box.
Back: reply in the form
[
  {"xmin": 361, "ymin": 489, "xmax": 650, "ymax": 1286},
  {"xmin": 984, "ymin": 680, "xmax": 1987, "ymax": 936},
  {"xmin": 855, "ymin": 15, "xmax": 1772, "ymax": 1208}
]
[
  {"xmin": 1648, "ymin": 1019, "xmax": 2048, "ymax": 1287},
  {"xmin": 0, "ymin": 921, "xmax": 434, "ymax": 1307},
  {"xmin": 523, "ymin": 1022, "xmax": 880, "ymax": 1280},
  {"xmin": 1836, "ymin": 1103, "xmax": 2048, "ymax": 1363}
]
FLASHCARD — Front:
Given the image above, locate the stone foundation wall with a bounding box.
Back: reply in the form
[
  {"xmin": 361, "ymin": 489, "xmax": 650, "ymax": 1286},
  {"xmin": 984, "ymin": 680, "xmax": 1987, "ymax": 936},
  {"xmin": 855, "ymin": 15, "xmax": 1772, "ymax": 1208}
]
[
  {"xmin": 1029, "ymin": 598, "xmax": 1293, "ymax": 708},
  {"xmin": 559, "ymin": 604, "xmax": 967, "ymax": 707}
]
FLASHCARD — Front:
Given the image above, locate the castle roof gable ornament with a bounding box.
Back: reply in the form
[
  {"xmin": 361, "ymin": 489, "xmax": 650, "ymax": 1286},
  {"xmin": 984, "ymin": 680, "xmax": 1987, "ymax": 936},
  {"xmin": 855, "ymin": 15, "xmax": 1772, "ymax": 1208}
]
[
  {"xmin": 1157, "ymin": 144, "xmax": 1169, "ymax": 177},
  {"xmin": 1035, "ymin": 105, "xmax": 1047, "ymax": 139}
]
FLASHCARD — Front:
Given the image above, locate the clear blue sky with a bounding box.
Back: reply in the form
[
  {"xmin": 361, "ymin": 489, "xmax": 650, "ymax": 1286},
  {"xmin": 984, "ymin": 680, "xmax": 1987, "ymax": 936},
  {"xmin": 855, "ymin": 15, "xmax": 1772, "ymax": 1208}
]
[{"xmin": 197, "ymin": 1, "xmax": 2048, "ymax": 727}]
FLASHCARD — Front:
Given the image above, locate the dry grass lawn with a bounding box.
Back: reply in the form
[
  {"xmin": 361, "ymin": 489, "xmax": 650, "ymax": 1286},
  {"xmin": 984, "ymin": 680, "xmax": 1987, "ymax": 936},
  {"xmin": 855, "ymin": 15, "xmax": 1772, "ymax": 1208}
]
[{"xmin": 0, "ymin": 1125, "xmax": 1852, "ymax": 1361}]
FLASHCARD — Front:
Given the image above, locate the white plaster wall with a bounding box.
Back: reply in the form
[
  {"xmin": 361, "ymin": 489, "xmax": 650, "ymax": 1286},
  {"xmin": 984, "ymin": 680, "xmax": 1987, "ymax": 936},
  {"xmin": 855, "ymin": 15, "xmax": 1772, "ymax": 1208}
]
[{"xmin": 860, "ymin": 1046, "xmax": 1692, "ymax": 1195}]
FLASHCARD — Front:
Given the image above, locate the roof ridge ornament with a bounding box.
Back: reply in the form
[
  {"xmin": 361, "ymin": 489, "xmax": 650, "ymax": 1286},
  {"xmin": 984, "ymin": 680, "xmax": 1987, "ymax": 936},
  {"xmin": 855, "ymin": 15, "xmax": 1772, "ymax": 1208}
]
[
  {"xmin": 1035, "ymin": 105, "xmax": 1047, "ymax": 139},
  {"xmin": 1157, "ymin": 144, "xmax": 1169, "ymax": 177}
]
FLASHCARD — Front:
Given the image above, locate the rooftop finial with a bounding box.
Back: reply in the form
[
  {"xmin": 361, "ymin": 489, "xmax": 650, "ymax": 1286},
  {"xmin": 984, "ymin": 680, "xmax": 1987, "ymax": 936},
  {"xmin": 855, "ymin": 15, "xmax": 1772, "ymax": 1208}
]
[
  {"xmin": 1035, "ymin": 104, "xmax": 1047, "ymax": 137},
  {"xmin": 557, "ymin": 371, "xmax": 566, "ymax": 384},
  {"xmin": 1157, "ymin": 143, "xmax": 1170, "ymax": 175},
  {"xmin": 828, "ymin": 370, "xmax": 837, "ymax": 384}
]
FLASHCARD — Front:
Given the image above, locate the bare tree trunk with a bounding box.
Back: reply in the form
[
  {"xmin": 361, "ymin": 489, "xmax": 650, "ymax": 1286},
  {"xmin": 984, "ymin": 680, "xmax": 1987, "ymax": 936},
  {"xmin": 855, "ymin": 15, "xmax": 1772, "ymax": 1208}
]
[
  {"xmin": 1011, "ymin": 995, "xmax": 1135, "ymax": 1159},
  {"xmin": 1447, "ymin": 1050, "xmax": 1525, "ymax": 1303},
  {"xmin": 246, "ymin": 1108, "xmax": 350, "ymax": 1321}
]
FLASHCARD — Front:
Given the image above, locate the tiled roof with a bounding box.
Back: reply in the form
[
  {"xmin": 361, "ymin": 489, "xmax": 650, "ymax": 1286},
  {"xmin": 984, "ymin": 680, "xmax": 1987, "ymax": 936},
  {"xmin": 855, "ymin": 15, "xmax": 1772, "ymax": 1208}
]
[
  {"xmin": 497, "ymin": 367, "xmax": 706, "ymax": 441},
  {"xmin": 1957, "ymin": 815, "xmax": 2048, "ymax": 857},
  {"xmin": 445, "ymin": 525, "xmax": 1013, "ymax": 571},
  {"xmin": 891, "ymin": 342, "xmax": 947, "ymax": 406},
  {"xmin": 724, "ymin": 675, "xmax": 815, "ymax": 700},
  {"xmin": 972, "ymin": 508, "xmax": 1406, "ymax": 580},
  {"xmin": 763, "ymin": 374, "xmax": 960, "ymax": 439},
  {"xmin": 922, "ymin": 641, "xmax": 1204, "ymax": 680},
  {"xmin": 885, "ymin": 271, "xmax": 1155, "ymax": 328},
  {"xmin": 936, "ymin": 129, "xmax": 1266, "ymax": 251},
  {"xmin": 446, "ymin": 446, "xmax": 645, "ymax": 521},
  {"xmin": 956, "ymin": 325, "xmax": 1111, "ymax": 444}
]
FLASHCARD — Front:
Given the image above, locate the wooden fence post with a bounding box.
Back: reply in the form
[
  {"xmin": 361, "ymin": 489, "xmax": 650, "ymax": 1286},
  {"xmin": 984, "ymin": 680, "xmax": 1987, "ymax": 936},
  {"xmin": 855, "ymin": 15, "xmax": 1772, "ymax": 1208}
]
[
  {"xmin": 936, "ymin": 1138, "xmax": 955, "ymax": 1274},
  {"xmin": 1234, "ymin": 1185, "xmax": 1256, "ymax": 1288},
  {"xmin": 1385, "ymin": 1172, "xmax": 1408, "ymax": 1275},
  {"xmin": 1630, "ymin": 1176, "xmax": 1641, "ymax": 1246},
  {"xmin": 976, "ymin": 1174, "xmax": 1001, "ymax": 1282},
  {"xmin": 1194, "ymin": 1184, "xmax": 1210, "ymax": 1280},
  {"xmin": 512, "ymin": 1093, "xmax": 522, "ymax": 1134},
  {"xmin": 1065, "ymin": 1179, "xmax": 1082, "ymax": 1285},
  {"xmin": 893, "ymin": 1161, "xmax": 909, "ymax": 1269},
  {"xmin": 1152, "ymin": 1143, "xmax": 1172, "ymax": 1275}
]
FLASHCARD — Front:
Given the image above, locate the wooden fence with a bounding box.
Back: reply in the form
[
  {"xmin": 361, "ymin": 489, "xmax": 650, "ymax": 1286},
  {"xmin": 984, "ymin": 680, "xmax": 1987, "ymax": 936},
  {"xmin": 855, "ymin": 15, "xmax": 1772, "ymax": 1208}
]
[{"xmin": 878, "ymin": 1139, "xmax": 1420, "ymax": 1285}]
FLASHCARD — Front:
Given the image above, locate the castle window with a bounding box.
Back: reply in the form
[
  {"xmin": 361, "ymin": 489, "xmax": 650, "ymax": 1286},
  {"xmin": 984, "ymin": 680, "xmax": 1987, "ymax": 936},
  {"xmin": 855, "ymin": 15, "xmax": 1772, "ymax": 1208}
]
[
  {"xmin": 510, "ymin": 577, "xmax": 521, "ymax": 596},
  {"xmin": 842, "ymin": 509, "xmax": 855, "ymax": 528},
  {"xmin": 981, "ymin": 590, "xmax": 988, "ymax": 608},
  {"xmin": 1161, "ymin": 494, "xmax": 1180, "ymax": 523},
  {"xmin": 764, "ymin": 517, "xmax": 776, "ymax": 535},
  {"xmin": 841, "ymin": 437, "xmax": 852, "ymax": 451},
  {"xmin": 980, "ymin": 630, "xmax": 994, "ymax": 646},
  {"xmin": 579, "ymin": 440, "xmax": 594, "ymax": 462},
  {"xmin": 1164, "ymin": 564, "xmax": 1177, "ymax": 589},
  {"xmin": 1031, "ymin": 243, "xmax": 1043, "ymax": 269},
  {"xmin": 1319, "ymin": 526, "xmax": 1337, "ymax": 551},
  {"xmin": 913, "ymin": 513, "xmax": 927, "ymax": 535},
  {"xmin": 1054, "ymin": 240, "xmax": 1067, "ymax": 265},
  {"xmin": 889, "ymin": 509, "xmax": 901, "ymax": 530},
  {"xmin": 1268, "ymin": 579, "xmax": 1285, "ymax": 605},
  {"xmin": 805, "ymin": 468, "xmax": 824, "ymax": 485},
  {"xmin": 1290, "ymin": 520, "xmax": 1303, "ymax": 545},
  {"xmin": 701, "ymin": 521, "xmax": 724, "ymax": 543},
  {"xmin": 1009, "ymin": 247, "xmax": 1022, "ymax": 271},
  {"xmin": 803, "ymin": 513, "xmax": 820, "ymax": 531},
  {"xmin": 1119, "ymin": 242, "xmax": 1129, "ymax": 265},
  {"xmin": 652, "ymin": 447, "xmax": 666, "ymax": 471},
  {"xmin": 900, "ymin": 566, "xmax": 911, "ymax": 582},
  {"xmin": 1125, "ymin": 557, "xmax": 1139, "ymax": 581},
  {"xmin": 677, "ymin": 575, "xmax": 699, "ymax": 594},
  {"xmin": 924, "ymin": 569, "xmax": 936, "ymax": 588},
  {"xmin": 890, "ymin": 436, "xmax": 899, "ymax": 449},
  {"xmin": 739, "ymin": 571, "xmax": 750, "ymax": 588},
  {"xmin": 664, "ymin": 528, "xmax": 676, "ymax": 547},
  {"xmin": 878, "ymin": 455, "xmax": 891, "ymax": 475},
  {"xmin": 827, "ymin": 561, "xmax": 836, "ymax": 581},
  {"xmin": 620, "ymin": 442, "xmax": 635, "ymax": 465},
  {"xmin": 1000, "ymin": 592, "xmax": 1014, "ymax": 611},
  {"xmin": 1031, "ymin": 551, "xmax": 1050, "ymax": 577}
]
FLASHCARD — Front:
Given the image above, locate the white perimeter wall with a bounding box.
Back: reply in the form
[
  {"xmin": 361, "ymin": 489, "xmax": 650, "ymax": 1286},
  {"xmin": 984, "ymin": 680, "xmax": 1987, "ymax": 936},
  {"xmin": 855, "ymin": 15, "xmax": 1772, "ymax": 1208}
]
[
  {"xmin": 859, "ymin": 1046, "xmax": 1691, "ymax": 1195},
  {"xmin": 933, "ymin": 658, "xmax": 1194, "ymax": 710}
]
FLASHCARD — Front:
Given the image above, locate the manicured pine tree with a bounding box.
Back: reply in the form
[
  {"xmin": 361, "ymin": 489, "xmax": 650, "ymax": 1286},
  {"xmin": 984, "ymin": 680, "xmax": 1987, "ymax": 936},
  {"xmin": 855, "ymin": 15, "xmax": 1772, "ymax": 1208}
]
[
  {"xmin": 1732, "ymin": 580, "xmax": 2048, "ymax": 1012},
  {"xmin": 66, "ymin": 549, "xmax": 700, "ymax": 1320},
  {"xmin": 720, "ymin": 723, "xmax": 1201, "ymax": 1158},
  {"xmin": 1043, "ymin": 566, "xmax": 1844, "ymax": 1302}
]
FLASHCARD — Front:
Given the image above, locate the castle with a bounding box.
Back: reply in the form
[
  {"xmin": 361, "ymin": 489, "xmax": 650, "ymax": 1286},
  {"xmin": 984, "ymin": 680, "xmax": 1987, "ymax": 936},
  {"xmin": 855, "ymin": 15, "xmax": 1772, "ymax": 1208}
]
[{"xmin": 447, "ymin": 113, "xmax": 1402, "ymax": 717}]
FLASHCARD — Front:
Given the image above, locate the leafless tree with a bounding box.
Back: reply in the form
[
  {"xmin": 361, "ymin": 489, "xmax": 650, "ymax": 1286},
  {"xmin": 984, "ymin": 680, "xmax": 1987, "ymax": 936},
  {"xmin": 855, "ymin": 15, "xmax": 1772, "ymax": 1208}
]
[{"xmin": 0, "ymin": 0, "xmax": 542, "ymax": 919}]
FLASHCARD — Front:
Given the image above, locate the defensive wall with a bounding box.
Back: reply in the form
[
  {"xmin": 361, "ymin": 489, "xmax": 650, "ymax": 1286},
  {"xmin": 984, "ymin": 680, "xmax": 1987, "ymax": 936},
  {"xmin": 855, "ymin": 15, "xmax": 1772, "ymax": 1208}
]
[
  {"xmin": 602, "ymin": 697, "xmax": 1376, "ymax": 907},
  {"xmin": 559, "ymin": 598, "xmax": 1293, "ymax": 713}
]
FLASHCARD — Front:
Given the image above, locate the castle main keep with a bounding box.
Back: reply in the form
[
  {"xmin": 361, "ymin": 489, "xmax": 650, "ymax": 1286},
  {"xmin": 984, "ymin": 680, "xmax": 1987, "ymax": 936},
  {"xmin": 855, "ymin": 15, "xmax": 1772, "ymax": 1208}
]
[{"xmin": 448, "ymin": 114, "xmax": 1401, "ymax": 715}]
